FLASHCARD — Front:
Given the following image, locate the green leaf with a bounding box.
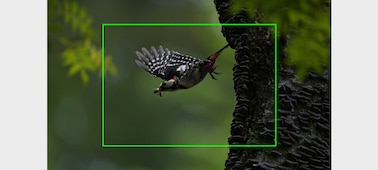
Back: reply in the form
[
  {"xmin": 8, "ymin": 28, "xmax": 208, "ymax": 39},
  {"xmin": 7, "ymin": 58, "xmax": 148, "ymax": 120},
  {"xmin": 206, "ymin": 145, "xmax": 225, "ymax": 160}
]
[
  {"xmin": 62, "ymin": 54, "xmax": 77, "ymax": 66},
  {"xmin": 51, "ymin": 0, "xmax": 118, "ymax": 85},
  {"xmin": 80, "ymin": 70, "xmax": 89, "ymax": 85},
  {"xmin": 68, "ymin": 64, "xmax": 82, "ymax": 76}
]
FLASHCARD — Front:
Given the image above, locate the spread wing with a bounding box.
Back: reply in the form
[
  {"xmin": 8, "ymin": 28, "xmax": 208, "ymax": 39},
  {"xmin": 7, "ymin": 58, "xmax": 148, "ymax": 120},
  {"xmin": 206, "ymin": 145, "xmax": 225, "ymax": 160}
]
[{"xmin": 135, "ymin": 46, "xmax": 200, "ymax": 80}]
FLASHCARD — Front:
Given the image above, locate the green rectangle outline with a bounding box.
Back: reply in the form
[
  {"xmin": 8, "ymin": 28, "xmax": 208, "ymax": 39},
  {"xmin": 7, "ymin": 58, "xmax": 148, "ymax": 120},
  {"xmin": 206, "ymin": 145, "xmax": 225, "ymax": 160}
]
[{"xmin": 101, "ymin": 23, "xmax": 278, "ymax": 148}]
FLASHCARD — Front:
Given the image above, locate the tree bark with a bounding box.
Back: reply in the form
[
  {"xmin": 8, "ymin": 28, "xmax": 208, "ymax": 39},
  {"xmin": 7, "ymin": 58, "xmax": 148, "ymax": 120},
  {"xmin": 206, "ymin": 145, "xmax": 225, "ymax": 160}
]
[{"xmin": 214, "ymin": 1, "xmax": 330, "ymax": 169}]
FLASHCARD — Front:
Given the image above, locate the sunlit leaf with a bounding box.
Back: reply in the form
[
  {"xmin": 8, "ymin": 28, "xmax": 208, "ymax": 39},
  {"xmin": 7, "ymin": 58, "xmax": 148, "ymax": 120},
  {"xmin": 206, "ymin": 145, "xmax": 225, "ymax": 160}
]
[
  {"xmin": 62, "ymin": 51, "xmax": 77, "ymax": 65},
  {"xmin": 68, "ymin": 64, "xmax": 82, "ymax": 76},
  {"xmin": 51, "ymin": 0, "xmax": 118, "ymax": 85},
  {"xmin": 80, "ymin": 70, "xmax": 89, "ymax": 85},
  {"xmin": 105, "ymin": 56, "xmax": 118, "ymax": 76}
]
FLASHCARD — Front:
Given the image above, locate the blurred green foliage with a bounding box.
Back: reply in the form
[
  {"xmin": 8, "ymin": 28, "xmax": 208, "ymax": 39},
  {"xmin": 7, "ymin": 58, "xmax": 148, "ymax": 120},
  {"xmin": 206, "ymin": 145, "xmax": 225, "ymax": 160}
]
[
  {"xmin": 49, "ymin": 0, "xmax": 117, "ymax": 85},
  {"xmin": 230, "ymin": 0, "xmax": 330, "ymax": 79}
]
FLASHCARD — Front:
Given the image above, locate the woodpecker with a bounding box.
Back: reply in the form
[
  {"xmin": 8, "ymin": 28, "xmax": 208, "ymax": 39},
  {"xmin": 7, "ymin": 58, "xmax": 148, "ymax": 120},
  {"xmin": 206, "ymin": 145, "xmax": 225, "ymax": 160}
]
[{"xmin": 135, "ymin": 44, "xmax": 230, "ymax": 97}]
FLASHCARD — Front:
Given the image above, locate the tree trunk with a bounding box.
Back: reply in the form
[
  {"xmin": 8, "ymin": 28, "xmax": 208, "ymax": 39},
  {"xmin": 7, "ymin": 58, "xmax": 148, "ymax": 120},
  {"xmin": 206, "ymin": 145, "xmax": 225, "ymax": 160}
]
[{"xmin": 214, "ymin": 1, "xmax": 330, "ymax": 169}]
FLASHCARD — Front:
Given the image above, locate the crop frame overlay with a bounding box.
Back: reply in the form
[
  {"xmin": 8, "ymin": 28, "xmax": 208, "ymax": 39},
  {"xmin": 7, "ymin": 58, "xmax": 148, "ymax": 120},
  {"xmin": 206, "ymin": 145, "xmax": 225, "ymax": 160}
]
[{"xmin": 101, "ymin": 23, "xmax": 278, "ymax": 148}]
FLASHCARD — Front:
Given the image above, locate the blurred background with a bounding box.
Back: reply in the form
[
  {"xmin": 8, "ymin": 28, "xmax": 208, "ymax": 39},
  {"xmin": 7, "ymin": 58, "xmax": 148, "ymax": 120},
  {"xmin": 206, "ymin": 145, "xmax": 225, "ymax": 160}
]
[
  {"xmin": 49, "ymin": 0, "xmax": 234, "ymax": 169},
  {"xmin": 49, "ymin": 0, "xmax": 330, "ymax": 169}
]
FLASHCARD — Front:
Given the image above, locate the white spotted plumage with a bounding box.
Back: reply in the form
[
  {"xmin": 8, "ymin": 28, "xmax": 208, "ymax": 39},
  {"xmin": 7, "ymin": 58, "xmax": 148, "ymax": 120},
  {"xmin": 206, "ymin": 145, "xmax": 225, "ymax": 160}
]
[
  {"xmin": 135, "ymin": 44, "xmax": 229, "ymax": 96},
  {"xmin": 135, "ymin": 46, "xmax": 201, "ymax": 81}
]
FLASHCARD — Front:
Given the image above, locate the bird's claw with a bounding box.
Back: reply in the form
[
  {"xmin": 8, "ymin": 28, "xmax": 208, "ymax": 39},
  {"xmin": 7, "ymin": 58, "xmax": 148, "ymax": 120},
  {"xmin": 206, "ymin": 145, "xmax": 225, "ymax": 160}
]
[{"xmin": 153, "ymin": 88, "xmax": 163, "ymax": 97}]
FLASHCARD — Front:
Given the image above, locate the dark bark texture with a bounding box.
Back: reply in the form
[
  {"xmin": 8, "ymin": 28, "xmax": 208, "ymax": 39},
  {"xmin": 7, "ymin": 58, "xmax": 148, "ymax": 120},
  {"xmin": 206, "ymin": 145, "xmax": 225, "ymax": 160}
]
[{"xmin": 214, "ymin": 0, "xmax": 330, "ymax": 170}]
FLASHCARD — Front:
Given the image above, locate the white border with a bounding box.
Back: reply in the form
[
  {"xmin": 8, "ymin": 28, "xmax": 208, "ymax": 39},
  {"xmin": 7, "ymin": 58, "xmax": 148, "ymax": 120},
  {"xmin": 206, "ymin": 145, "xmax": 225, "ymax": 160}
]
[
  {"xmin": 332, "ymin": 0, "xmax": 378, "ymax": 169},
  {"xmin": 0, "ymin": 1, "xmax": 47, "ymax": 169}
]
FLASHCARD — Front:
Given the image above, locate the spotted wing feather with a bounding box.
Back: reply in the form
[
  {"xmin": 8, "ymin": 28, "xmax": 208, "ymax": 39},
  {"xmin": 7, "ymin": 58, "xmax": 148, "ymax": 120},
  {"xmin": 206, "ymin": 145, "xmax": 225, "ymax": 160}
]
[{"xmin": 135, "ymin": 46, "xmax": 201, "ymax": 80}]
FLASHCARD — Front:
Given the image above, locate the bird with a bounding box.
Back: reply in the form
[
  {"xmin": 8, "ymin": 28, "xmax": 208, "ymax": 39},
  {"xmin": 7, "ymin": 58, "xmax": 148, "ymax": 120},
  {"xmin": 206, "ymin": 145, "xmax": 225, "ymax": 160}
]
[{"xmin": 135, "ymin": 44, "xmax": 230, "ymax": 97}]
